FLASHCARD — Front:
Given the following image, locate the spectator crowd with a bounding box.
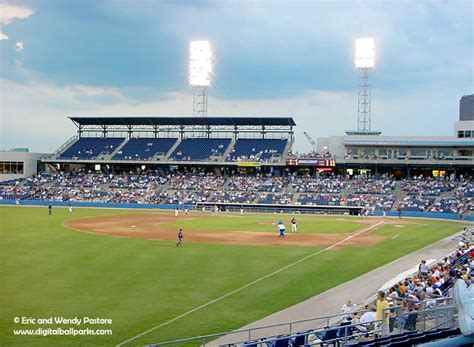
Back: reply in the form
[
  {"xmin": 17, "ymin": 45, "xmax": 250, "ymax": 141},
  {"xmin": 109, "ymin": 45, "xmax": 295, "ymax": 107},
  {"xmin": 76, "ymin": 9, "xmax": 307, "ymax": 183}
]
[{"xmin": 0, "ymin": 172, "xmax": 471, "ymax": 216}]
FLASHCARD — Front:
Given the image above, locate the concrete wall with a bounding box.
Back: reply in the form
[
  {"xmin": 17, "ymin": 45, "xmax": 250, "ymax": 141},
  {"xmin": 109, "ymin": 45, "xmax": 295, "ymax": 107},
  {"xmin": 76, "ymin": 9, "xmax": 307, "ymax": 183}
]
[
  {"xmin": 454, "ymin": 121, "xmax": 474, "ymax": 137},
  {"xmin": 0, "ymin": 152, "xmax": 48, "ymax": 182},
  {"xmin": 0, "ymin": 200, "xmax": 470, "ymax": 222}
]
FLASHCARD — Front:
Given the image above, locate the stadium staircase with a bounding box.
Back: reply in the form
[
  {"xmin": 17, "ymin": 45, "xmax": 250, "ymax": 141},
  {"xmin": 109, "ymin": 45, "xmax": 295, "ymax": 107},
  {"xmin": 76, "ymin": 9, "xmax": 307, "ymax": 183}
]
[
  {"xmin": 46, "ymin": 163, "xmax": 59, "ymax": 175},
  {"xmin": 390, "ymin": 182, "xmax": 405, "ymax": 212},
  {"xmin": 220, "ymin": 177, "xmax": 232, "ymax": 191},
  {"xmin": 282, "ymin": 181, "xmax": 293, "ymax": 194},
  {"xmin": 108, "ymin": 138, "xmax": 130, "ymax": 159},
  {"xmin": 51, "ymin": 135, "xmax": 78, "ymax": 159},
  {"xmin": 341, "ymin": 186, "xmax": 352, "ymax": 204},
  {"xmin": 292, "ymin": 192, "xmax": 301, "ymax": 204},
  {"xmin": 162, "ymin": 139, "xmax": 182, "ymax": 161},
  {"xmin": 221, "ymin": 138, "xmax": 237, "ymax": 162},
  {"xmin": 430, "ymin": 189, "xmax": 458, "ymax": 207},
  {"xmin": 282, "ymin": 139, "xmax": 294, "ymax": 162}
]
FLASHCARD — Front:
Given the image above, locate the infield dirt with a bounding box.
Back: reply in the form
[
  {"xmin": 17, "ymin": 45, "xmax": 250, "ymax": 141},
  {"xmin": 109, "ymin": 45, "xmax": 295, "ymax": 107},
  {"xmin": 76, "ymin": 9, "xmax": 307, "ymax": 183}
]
[{"xmin": 63, "ymin": 213, "xmax": 415, "ymax": 248}]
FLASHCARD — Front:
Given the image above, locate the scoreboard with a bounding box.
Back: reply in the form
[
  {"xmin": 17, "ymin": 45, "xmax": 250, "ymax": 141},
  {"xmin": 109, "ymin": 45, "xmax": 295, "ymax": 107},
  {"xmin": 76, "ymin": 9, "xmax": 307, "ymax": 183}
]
[{"xmin": 286, "ymin": 158, "xmax": 336, "ymax": 167}]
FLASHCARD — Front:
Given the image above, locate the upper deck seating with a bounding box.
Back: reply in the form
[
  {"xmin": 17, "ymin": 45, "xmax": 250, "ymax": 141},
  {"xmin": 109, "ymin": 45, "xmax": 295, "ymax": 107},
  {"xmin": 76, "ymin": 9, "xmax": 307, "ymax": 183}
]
[
  {"xmin": 113, "ymin": 138, "xmax": 177, "ymax": 160},
  {"xmin": 60, "ymin": 137, "xmax": 124, "ymax": 159},
  {"xmin": 169, "ymin": 138, "xmax": 231, "ymax": 161},
  {"xmin": 227, "ymin": 139, "xmax": 288, "ymax": 162}
]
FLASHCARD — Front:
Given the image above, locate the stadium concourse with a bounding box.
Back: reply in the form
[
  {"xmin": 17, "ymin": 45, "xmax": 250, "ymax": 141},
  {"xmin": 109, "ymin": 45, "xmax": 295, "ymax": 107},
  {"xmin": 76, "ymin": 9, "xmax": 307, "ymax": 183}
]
[{"xmin": 1, "ymin": 173, "xmax": 472, "ymax": 218}]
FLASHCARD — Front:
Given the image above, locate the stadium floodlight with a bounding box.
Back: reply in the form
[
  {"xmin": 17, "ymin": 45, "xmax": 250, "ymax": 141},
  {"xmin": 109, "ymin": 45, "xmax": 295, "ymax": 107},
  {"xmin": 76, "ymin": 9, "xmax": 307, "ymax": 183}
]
[
  {"xmin": 355, "ymin": 38, "xmax": 375, "ymax": 68},
  {"xmin": 189, "ymin": 40, "xmax": 212, "ymax": 117},
  {"xmin": 354, "ymin": 38, "xmax": 375, "ymax": 132},
  {"xmin": 189, "ymin": 41, "xmax": 212, "ymax": 87}
]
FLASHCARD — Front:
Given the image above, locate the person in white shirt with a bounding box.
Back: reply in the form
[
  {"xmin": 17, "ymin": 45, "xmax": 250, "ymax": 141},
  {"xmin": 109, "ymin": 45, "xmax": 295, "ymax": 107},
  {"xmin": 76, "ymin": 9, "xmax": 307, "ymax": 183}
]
[
  {"xmin": 419, "ymin": 260, "xmax": 429, "ymax": 276},
  {"xmin": 341, "ymin": 299, "xmax": 357, "ymax": 322},
  {"xmin": 388, "ymin": 287, "xmax": 399, "ymax": 300},
  {"xmin": 354, "ymin": 305, "xmax": 377, "ymax": 332},
  {"xmin": 360, "ymin": 306, "xmax": 377, "ymax": 324}
]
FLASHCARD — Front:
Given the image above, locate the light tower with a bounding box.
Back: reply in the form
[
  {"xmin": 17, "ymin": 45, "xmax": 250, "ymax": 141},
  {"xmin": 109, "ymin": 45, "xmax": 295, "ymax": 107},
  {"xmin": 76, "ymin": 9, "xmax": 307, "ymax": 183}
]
[
  {"xmin": 354, "ymin": 38, "xmax": 375, "ymax": 132},
  {"xmin": 189, "ymin": 41, "xmax": 212, "ymax": 117}
]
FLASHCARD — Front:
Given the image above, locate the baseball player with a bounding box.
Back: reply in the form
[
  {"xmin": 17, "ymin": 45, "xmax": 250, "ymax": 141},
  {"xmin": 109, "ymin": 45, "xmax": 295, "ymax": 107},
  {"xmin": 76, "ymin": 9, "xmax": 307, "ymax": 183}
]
[
  {"xmin": 278, "ymin": 220, "xmax": 285, "ymax": 238},
  {"xmin": 48, "ymin": 204, "xmax": 52, "ymax": 215},
  {"xmin": 176, "ymin": 229, "xmax": 184, "ymax": 247},
  {"xmin": 184, "ymin": 205, "xmax": 189, "ymax": 215},
  {"xmin": 291, "ymin": 217, "xmax": 297, "ymax": 233},
  {"xmin": 68, "ymin": 203, "xmax": 73, "ymax": 213},
  {"xmin": 174, "ymin": 205, "xmax": 179, "ymax": 217}
]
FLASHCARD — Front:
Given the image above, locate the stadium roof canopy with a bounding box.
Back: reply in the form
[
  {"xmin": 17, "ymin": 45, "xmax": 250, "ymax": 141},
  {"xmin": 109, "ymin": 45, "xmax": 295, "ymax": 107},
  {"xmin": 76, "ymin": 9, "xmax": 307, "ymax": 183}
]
[{"xmin": 69, "ymin": 116, "xmax": 296, "ymax": 127}]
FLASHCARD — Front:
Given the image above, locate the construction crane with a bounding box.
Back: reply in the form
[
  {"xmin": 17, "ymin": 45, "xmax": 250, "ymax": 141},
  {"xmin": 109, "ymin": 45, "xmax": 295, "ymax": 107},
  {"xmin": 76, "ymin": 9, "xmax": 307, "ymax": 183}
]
[{"xmin": 303, "ymin": 132, "xmax": 318, "ymax": 152}]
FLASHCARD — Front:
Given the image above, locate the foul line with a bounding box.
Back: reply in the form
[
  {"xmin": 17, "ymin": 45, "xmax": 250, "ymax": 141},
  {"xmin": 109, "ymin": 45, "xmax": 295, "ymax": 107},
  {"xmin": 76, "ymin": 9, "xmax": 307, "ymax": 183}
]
[{"xmin": 116, "ymin": 220, "xmax": 385, "ymax": 346}]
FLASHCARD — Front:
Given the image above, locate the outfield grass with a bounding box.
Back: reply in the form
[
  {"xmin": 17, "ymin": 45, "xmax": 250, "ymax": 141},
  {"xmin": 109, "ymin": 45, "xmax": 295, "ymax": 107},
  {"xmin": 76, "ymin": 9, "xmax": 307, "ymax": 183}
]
[{"xmin": 0, "ymin": 206, "xmax": 468, "ymax": 346}]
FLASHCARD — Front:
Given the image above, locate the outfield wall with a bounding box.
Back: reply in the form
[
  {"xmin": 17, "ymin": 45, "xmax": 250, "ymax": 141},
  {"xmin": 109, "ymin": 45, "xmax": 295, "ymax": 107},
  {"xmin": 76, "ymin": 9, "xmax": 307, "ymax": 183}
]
[
  {"xmin": 373, "ymin": 210, "xmax": 463, "ymax": 220},
  {"xmin": 0, "ymin": 199, "xmax": 470, "ymax": 221}
]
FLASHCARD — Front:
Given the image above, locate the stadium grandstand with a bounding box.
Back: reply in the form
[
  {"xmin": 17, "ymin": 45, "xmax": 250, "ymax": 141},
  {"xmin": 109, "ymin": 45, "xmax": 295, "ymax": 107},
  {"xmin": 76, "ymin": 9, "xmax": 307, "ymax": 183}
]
[
  {"xmin": 0, "ymin": 115, "xmax": 472, "ymax": 220},
  {"xmin": 50, "ymin": 116, "xmax": 295, "ymax": 167}
]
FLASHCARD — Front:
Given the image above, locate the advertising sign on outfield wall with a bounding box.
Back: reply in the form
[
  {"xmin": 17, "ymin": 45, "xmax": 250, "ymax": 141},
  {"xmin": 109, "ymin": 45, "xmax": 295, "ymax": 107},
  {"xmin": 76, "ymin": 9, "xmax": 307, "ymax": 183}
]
[{"xmin": 236, "ymin": 162, "xmax": 262, "ymax": 167}]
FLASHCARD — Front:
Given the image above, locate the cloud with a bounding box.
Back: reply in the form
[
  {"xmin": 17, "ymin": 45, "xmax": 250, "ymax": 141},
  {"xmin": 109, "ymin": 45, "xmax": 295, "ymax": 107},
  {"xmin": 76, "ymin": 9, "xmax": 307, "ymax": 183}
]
[
  {"xmin": 15, "ymin": 41, "xmax": 23, "ymax": 51},
  {"xmin": 0, "ymin": 3, "xmax": 34, "ymax": 40},
  {"xmin": 0, "ymin": 3, "xmax": 34, "ymax": 24}
]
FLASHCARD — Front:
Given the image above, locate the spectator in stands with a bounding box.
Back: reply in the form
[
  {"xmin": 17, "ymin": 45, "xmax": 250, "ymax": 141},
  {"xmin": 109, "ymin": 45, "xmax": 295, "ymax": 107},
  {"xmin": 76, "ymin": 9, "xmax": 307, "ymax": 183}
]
[
  {"xmin": 419, "ymin": 260, "xmax": 429, "ymax": 277},
  {"xmin": 359, "ymin": 305, "xmax": 377, "ymax": 324},
  {"xmin": 375, "ymin": 291, "xmax": 390, "ymax": 328},
  {"xmin": 387, "ymin": 287, "xmax": 399, "ymax": 301},
  {"xmin": 341, "ymin": 299, "xmax": 357, "ymax": 322}
]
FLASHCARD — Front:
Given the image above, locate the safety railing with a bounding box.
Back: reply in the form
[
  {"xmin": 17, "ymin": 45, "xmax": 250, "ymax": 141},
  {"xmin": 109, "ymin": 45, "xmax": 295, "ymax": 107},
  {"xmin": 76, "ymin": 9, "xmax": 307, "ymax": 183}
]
[
  {"xmin": 148, "ymin": 308, "xmax": 376, "ymax": 346},
  {"xmin": 148, "ymin": 301, "xmax": 458, "ymax": 346}
]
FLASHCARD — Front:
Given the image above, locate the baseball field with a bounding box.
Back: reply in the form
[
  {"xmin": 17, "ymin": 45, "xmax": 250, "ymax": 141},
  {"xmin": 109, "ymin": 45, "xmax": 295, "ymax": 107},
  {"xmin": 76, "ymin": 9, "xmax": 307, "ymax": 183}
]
[{"xmin": 0, "ymin": 206, "xmax": 469, "ymax": 346}]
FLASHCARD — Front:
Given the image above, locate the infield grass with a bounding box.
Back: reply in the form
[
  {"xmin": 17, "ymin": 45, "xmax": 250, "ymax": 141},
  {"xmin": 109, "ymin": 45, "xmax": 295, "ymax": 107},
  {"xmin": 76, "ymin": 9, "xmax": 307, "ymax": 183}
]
[
  {"xmin": 0, "ymin": 206, "xmax": 468, "ymax": 346},
  {"xmin": 161, "ymin": 215, "xmax": 364, "ymax": 233}
]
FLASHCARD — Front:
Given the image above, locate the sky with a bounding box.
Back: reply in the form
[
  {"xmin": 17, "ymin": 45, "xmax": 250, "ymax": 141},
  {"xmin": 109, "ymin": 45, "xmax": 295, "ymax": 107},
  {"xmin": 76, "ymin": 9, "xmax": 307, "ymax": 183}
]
[{"xmin": 0, "ymin": 0, "xmax": 473, "ymax": 153}]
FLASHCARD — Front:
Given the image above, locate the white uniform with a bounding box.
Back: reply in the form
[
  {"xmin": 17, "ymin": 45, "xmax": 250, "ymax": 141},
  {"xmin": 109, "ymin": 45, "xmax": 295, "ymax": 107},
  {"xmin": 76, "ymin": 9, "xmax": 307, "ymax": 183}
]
[{"xmin": 291, "ymin": 219, "xmax": 297, "ymax": 232}]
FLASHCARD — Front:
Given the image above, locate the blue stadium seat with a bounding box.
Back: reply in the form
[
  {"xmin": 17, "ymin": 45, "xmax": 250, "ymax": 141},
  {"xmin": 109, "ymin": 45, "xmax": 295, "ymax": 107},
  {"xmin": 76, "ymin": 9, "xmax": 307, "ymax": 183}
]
[
  {"xmin": 291, "ymin": 330, "xmax": 310, "ymax": 346},
  {"xmin": 170, "ymin": 138, "xmax": 231, "ymax": 161},
  {"xmin": 60, "ymin": 137, "xmax": 124, "ymax": 159},
  {"xmin": 112, "ymin": 138, "xmax": 177, "ymax": 160},
  {"xmin": 227, "ymin": 138, "xmax": 288, "ymax": 162}
]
